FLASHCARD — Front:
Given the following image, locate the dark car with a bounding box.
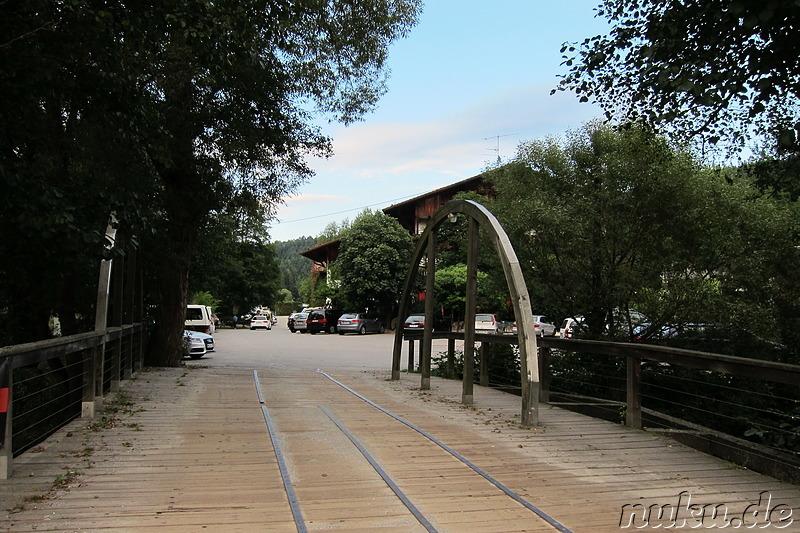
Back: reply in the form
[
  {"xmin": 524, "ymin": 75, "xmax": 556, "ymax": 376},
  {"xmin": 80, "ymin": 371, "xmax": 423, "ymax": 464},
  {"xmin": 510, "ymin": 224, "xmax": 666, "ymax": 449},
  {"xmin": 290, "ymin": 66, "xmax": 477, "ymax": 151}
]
[
  {"xmin": 337, "ymin": 313, "xmax": 385, "ymax": 335},
  {"xmin": 403, "ymin": 314, "xmax": 426, "ymax": 333},
  {"xmin": 306, "ymin": 309, "xmax": 345, "ymax": 334}
]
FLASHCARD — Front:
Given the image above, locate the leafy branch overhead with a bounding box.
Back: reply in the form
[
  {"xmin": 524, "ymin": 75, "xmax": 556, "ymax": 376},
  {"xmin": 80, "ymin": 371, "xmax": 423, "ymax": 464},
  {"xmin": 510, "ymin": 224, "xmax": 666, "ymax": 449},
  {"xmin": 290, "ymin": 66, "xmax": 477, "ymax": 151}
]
[{"xmin": 555, "ymin": 0, "xmax": 800, "ymax": 153}]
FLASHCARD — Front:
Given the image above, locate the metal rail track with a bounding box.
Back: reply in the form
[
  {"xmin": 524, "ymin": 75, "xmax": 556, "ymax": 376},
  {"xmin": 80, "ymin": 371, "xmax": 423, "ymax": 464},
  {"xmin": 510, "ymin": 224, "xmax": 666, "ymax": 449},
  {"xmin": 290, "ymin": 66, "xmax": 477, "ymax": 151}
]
[{"xmin": 253, "ymin": 369, "xmax": 573, "ymax": 533}]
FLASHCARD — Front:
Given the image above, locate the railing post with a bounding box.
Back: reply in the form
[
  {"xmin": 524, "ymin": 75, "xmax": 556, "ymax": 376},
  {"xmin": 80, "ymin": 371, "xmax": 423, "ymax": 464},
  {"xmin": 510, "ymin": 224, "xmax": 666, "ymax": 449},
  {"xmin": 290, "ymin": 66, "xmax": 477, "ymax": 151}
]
[
  {"xmin": 462, "ymin": 217, "xmax": 479, "ymax": 405},
  {"xmin": 1, "ymin": 356, "xmax": 12, "ymax": 479},
  {"xmin": 479, "ymin": 342, "xmax": 489, "ymax": 387},
  {"xmin": 110, "ymin": 248, "xmax": 124, "ymax": 392},
  {"xmin": 122, "ymin": 244, "xmax": 136, "ymax": 380},
  {"xmin": 626, "ymin": 355, "xmax": 642, "ymax": 429},
  {"xmin": 407, "ymin": 339, "xmax": 415, "ymax": 373},
  {"xmin": 447, "ymin": 337, "xmax": 455, "ymax": 379},
  {"xmin": 82, "ymin": 346, "xmax": 99, "ymax": 419},
  {"xmin": 93, "ymin": 215, "xmax": 116, "ymax": 405},
  {"xmin": 539, "ymin": 346, "xmax": 551, "ymax": 403},
  {"xmin": 421, "ymin": 231, "xmax": 436, "ymax": 390}
]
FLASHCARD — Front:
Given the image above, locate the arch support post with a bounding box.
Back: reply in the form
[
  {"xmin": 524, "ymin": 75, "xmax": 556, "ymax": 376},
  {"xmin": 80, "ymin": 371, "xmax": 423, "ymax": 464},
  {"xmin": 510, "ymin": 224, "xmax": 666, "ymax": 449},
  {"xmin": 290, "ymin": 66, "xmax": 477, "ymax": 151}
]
[
  {"xmin": 421, "ymin": 231, "xmax": 436, "ymax": 390},
  {"xmin": 462, "ymin": 217, "xmax": 478, "ymax": 405}
]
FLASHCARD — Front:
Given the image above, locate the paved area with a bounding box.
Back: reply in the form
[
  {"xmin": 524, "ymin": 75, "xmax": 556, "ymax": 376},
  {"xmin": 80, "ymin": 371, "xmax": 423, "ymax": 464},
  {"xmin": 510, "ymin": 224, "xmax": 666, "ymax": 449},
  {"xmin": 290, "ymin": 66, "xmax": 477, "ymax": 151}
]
[{"xmin": 2, "ymin": 362, "xmax": 799, "ymax": 532}]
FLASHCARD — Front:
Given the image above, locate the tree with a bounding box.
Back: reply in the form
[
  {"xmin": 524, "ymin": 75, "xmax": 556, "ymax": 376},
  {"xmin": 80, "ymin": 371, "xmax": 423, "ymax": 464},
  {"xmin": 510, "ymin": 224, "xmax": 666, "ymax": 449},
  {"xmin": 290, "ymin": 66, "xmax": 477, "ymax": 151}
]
[
  {"xmin": 1, "ymin": 1, "xmax": 422, "ymax": 363},
  {"xmin": 490, "ymin": 122, "xmax": 794, "ymax": 345},
  {"xmin": 190, "ymin": 215, "xmax": 282, "ymax": 321},
  {"xmin": 434, "ymin": 264, "xmax": 501, "ymax": 325},
  {"xmin": 274, "ymin": 236, "xmax": 316, "ymax": 300},
  {"xmin": 555, "ymin": 0, "xmax": 800, "ymax": 154},
  {"xmin": 141, "ymin": 1, "xmax": 422, "ymax": 365},
  {"xmin": 1, "ymin": 1, "xmax": 159, "ymax": 344},
  {"xmin": 336, "ymin": 210, "xmax": 412, "ymax": 324}
]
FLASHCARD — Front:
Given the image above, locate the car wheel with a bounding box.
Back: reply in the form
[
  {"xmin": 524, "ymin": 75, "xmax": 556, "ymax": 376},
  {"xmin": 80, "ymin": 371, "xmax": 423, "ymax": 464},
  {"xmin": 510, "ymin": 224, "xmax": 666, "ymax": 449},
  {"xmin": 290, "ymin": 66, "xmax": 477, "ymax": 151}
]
[
  {"xmin": 310, "ymin": 330, "xmax": 317, "ymax": 335},
  {"xmin": 359, "ymin": 325, "xmax": 366, "ymax": 335},
  {"xmin": 328, "ymin": 325, "xmax": 336, "ymax": 334},
  {"xmin": 190, "ymin": 354, "xmax": 203, "ymax": 360},
  {"xmin": 339, "ymin": 332, "xmax": 345, "ymax": 335},
  {"xmin": 250, "ymin": 327, "xmax": 254, "ymax": 330},
  {"xmin": 379, "ymin": 325, "xmax": 385, "ymax": 334}
]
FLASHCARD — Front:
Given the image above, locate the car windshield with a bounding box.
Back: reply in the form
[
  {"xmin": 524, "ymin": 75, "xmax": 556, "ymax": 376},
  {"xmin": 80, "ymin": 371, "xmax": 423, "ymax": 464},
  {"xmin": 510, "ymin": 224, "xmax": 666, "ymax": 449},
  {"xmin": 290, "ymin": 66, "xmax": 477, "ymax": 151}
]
[
  {"xmin": 406, "ymin": 315, "xmax": 424, "ymax": 322},
  {"xmin": 340, "ymin": 314, "xmax": 358, "ymax": 319},
  {"xmin": 254, "ymin": 315, "xmax": 266, "ymax": 320},
  {"xmin": 476, "ymin": 314, "xmax": 494, "ymax": 322}
]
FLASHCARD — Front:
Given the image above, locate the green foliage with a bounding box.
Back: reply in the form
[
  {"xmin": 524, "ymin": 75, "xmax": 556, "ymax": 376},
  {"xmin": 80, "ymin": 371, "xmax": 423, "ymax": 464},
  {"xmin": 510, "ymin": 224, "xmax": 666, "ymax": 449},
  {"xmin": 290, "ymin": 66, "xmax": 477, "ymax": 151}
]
[
  {"xmin": 190, "ymin": 215, "xmax": 282, "ymax": 319},
  {"xmin": 491, "ymin": 122, "xmax": 796, "ymax": 348},
  {"xmin": 277, "ymin": 289, "xmax": 293, "ymax": 303},
  {"xmin": 274, "ymin": 236, "xmax": 316, "ymax": 300},
  {"xmin": 434, "ymin": 264, "xmax": 502, "ymax": 323},
  {"xmin": 190, "ymin": 291, "xmax": 220, "ymax": 309},
  {"xmin": 431, "ymin": 344, "xmax": 520, "ymax": 387},
  {"xmin": 555, "ymin": 0, "xmax": 800, "ymax": 154},
  {"xmin": 337, "ymin": 210, "xmax": 412, "ymax": 321}
]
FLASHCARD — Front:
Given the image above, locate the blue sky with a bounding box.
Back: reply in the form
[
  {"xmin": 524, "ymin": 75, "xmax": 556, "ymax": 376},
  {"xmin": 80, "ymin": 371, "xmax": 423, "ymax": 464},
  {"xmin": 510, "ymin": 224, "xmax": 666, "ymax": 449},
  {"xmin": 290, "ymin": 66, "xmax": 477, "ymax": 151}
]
[{"xmin": 268, "ymin": 1, "xmax": 610, "ymax": 242}]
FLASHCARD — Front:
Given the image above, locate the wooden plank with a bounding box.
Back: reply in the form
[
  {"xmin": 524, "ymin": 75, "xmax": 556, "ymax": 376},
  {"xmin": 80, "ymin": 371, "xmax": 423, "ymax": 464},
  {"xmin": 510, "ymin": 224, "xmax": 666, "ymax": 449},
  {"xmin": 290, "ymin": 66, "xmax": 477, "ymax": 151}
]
[{"xmin": 3, "ymin": 366, "xmax": 799, "ymax": 533}]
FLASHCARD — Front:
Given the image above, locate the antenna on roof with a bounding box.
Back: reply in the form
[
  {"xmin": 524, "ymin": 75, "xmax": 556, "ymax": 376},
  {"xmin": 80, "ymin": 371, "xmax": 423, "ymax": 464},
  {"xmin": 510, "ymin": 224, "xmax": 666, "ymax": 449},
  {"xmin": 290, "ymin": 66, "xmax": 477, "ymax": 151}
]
[{"xmin": 484, "ymin": 133, "xmax": 517, "ymax": 164}]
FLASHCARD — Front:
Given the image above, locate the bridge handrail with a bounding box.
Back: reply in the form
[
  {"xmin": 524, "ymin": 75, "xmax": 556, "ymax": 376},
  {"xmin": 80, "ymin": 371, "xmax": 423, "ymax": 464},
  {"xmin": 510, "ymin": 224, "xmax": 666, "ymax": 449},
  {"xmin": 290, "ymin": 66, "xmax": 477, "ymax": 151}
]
[
  {"xmin": 1, "ymin": 324, "xmax": 147, "ymax": 479},
  {"xmin": 403, "ymin": 331, "xmax": 800, "ymax": 385}
]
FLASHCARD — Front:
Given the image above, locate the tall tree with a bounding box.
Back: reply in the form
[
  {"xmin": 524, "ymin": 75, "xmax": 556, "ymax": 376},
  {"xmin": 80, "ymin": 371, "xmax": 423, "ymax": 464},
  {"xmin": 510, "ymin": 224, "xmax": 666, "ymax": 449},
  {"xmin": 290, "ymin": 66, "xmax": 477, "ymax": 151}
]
[
  {"xmin": 0, "ymin": 1, "xmax": 158, "ymax": 344},
  {"xmin": 555, "ymin": 0, "xmax": 800, "ymax": 154},
  {"xmin": 336, "ymin": 210, "xmax": 412, "ymax": 324},
  {"xmin": 140, "ymin": 1, "xmax": 422, "ymax": 366}
]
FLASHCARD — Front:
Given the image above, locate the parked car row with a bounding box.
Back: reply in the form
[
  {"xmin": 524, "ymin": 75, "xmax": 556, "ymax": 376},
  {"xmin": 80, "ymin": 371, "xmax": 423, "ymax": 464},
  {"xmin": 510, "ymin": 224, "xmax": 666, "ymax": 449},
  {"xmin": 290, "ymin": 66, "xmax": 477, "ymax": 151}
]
[{"xmin": 287, "ymin": 308, "xmax": 386, "ymax": 335}]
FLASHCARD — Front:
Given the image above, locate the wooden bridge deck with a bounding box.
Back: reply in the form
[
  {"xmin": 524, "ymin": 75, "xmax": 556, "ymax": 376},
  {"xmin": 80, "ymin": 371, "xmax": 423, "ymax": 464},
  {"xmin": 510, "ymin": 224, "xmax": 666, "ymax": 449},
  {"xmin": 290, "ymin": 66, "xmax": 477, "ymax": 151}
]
[{"xmin": 2, "ymin": 366, "xmax": 798, "ymax": 532}]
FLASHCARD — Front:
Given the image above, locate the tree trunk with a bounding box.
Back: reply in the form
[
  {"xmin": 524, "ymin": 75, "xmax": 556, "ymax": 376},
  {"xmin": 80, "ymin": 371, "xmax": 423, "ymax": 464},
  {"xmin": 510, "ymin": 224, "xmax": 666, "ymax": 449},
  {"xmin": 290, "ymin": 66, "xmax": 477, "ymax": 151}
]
[{"xmin": 144, "ymin": 38, "xmax": 203, "ymax": 367}]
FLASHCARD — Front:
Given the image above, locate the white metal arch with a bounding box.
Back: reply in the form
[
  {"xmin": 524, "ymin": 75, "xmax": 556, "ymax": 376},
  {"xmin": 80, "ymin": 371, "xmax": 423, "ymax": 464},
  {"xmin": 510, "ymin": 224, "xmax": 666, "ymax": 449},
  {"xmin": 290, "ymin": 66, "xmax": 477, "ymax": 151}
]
[{"xmin": 391, "ymin": 199, "xmax": 540, "ymax": 426}]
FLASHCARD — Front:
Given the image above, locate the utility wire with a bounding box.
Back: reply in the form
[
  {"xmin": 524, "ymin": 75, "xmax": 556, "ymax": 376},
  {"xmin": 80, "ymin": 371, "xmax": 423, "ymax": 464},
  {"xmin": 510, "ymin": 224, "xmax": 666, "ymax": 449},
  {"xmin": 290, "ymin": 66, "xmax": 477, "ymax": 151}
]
[{"xmin": 273, "ymin": 193, "xmax": 419, "ymax": 225}]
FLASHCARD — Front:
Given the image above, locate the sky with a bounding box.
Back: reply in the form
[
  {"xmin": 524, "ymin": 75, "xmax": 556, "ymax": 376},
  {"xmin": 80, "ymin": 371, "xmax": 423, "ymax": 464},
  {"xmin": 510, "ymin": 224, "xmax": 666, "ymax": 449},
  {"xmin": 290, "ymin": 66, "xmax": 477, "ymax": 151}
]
[{"xmin": 268, "ymin": 1, "xmax": 610, "ymax": 242}]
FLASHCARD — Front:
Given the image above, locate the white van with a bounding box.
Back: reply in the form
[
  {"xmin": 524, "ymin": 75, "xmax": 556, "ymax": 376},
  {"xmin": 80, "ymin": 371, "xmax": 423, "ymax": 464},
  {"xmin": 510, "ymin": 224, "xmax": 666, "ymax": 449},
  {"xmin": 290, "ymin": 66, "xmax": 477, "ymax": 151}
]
[{"xmin": 185, "ymin": 305, "xmax": 215, "ymax": 334}]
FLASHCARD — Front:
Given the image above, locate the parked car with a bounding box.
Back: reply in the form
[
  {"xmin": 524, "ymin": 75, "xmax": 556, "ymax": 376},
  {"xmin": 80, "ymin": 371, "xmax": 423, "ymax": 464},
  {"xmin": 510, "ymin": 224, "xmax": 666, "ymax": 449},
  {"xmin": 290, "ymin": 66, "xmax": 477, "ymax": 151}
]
[
  {"xmin": 403, "ymin": 314, "xmax": 426, "ymax": 333},
  {"xmin": 511, "ymin": 315, "xmax": 557, "ymax": 336},
  {"xmin": 185, "ymin": 304, "xmax": 216, "ymax": 334},
  {"xmin": 250, "ymin": 314, "xmax": 272, "ymax": 330},
  {"xmin": 293, "ymin": 312, "xmax": 309, "ymax": 333},
  {"xmin": 183, "ymin": 330, "xmax": 212, "ymax": 359},
  {"xmin": 560, "ymin": 316, "xmax": 585, "ymax": 338},
  {"xmin": 338, "ymin": 313, "xmax": 385, "ymax": 335},
  {"xmin": 307, "ymin": 309, "xmax": 345, "ymax": 334},
  {"xmin": 475, "ymin": 313, "xmax": 503, "ymax": 335},
  {"xmin": 632, "ymin": 323, "xmax": 678, "ymax": 343}
]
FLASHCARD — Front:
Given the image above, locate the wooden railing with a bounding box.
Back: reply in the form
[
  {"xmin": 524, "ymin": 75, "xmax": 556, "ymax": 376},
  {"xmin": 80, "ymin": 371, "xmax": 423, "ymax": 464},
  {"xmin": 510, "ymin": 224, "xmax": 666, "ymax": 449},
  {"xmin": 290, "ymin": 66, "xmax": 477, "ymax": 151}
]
[
  {"xmin": 0, "ymin": 325, "xmax": 147, "ymax": 478},
  {"xmin": 403, "ymin": 331, "xmax": 800, "ymax": 483},
  {"xmin": 0, "ymin": 217, "xmax": 146, "ymax": 479}
]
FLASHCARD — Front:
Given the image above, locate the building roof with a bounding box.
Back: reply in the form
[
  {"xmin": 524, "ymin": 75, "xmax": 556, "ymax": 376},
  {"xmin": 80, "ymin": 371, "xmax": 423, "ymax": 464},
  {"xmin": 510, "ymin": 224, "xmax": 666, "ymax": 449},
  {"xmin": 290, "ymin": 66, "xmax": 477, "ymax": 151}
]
[
  {"xmin": 382, "ymin": 173, "xmax": 487, "ymax": 216},
  {"xmin": 299, "ymin": 238, "xmax": 340, "ymax": 264}
]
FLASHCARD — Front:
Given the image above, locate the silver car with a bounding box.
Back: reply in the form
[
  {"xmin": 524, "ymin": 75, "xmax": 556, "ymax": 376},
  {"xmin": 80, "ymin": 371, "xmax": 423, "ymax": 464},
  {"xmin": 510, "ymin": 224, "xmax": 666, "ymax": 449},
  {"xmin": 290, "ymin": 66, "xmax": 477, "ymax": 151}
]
[
  {"xmin": 474, "ymin": 313, "xmax": 503, "ymax": 335},
  {"xmin": 293, "ymin": 312, "xmax": 309, "ymax": 333},
  {"xmin": 337, "ymin": 313, "xmax": 385, "ymax": 335}
]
